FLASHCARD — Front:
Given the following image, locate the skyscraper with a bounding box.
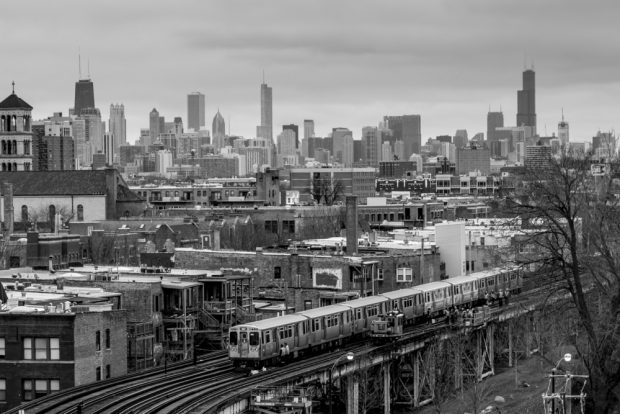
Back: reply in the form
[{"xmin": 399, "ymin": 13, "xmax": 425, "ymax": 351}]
[
  {"xmin": 282, "ymin": 124, "xmax": 299, "ymax": 148},
  {"xmin": 384, "ymin": 115, "xmax": 421, "ymax": 159},
  {"xmin": 259, "ymin": 82, "xmax": 272, "ymax": 141},
  {"xmin": 109, "ymin": 104, "xmax": 126, "ymax": 153},
  {"xmin": 332, "ymin": 127, "xmax": 353, "ymax": 166},
  {"xmin": 517, "ymin": 69, "xmax": 536, "ymax": 134},
  {"xmin": 487, "ymin": 111, "xmax": 504, "ymax": 150},
  {"xmin": 74, "ymin": 79, "xmax": 95, "ymax": 116},
  {"xmin": 149, "ymin": 108, "xmax": 160, "ymax": 146},
  {"xmin": 303, "ymin": 120, "xmax": 314, "ymax": 139},
  {"xmin": 212, "ymin": 110, "xmax": 226, "ymax": 150},
  {"xmin": 361, "ymin": 126, "xmax": 381, "ymax": 166},
  {"xmin": 187, "ymin": 92, "xmax": 205, "ymax": 131},
  {"xmin": 558, "ymin": 111, "xmax": 569, "ymax": 147}
]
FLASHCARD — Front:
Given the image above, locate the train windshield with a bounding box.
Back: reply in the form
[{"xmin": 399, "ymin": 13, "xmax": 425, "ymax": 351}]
[
  {"xmin": 249, "ymin": 332, "xmax": 259, "ymax": 346},
  {"xmin": 230, "ymin": 331, "xmax": 238, "ymax": 345}
]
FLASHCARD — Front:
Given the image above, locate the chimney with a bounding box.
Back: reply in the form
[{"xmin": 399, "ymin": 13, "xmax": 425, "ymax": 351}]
[
  {"xmin": 3, "ymin": 182, "xmax": 14, "ymax": 235},
  {"xmin": 345, "ymin": 195, "xmax": 358, "ymax": 255}
]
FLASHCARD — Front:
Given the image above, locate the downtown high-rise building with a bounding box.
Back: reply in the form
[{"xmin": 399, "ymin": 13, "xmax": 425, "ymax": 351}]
[
  {"xmin": 212, "ymin": 110, "xmax": 226, "ymax": 151},
  {"xmin": 303, "ymin": 120, "xmax": 314, "ymax": 139},
  {"xmin": 282, "ymin": 124, "xmax": 299, "ymax": 149},
  {"xmin": 74, "ymin": 79, "xmax": 95, "ymax": 116},
  {"xmin": 187, "ymin": 92, "xmax": 205, "ymax": 131},
  {"xmin": 361, "ymin": 126, "xmax": 382, "ymax": 166},
  {"xmin": 558, "ymin": 111, "xmax": 569, "ymax": 147},
  {"xmin": 332, "ymin": 127, "xmax": 353, "ymax": 166},
  {"xmin": 487, "ymin": 111, "xmax": 504, "ymax": 148},
  {"xmin": 149, "ymin": 108, "xmax": 160, "ymax": 146},
  {"xmin": 109, "ymin": 104, "xmax": 126, "ymax": 154},
  {"xmin": 384, "ymin": 114, "xmax": 421, "ymax": 158},
  {"xmin": 257, "ymin": 82, "xmax": 273, "ymax": 141},
  {"xmin": 517, "ymin": 69, "xmax": 536, "ymax": 134}
]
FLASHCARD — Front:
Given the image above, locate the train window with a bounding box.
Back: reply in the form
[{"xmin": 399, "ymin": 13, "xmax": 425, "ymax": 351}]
[
  {"xmin": 426, "ymin": 292, "xmax": 431, "ymax": 302},
  {"xmin": 264, "ymin": 331, "xmax": 271, "ymax": 343},
  {"xmin": 326, "ymin": 317, "xmax": 332, "ymax": 328},
  {"xmin": 392, "ymin": 300, "xmax": 398, "ymax": 309},
  {"xmin": 334, "ymin": 316, "xmax": 339, "ymax": 326},
  {"xmin": 287, "ymin": 326, "xmax": 293, "ymax": 338},
  {"xmin": 356, "ymin": 309, "xmax": 362, "ymax": 320},
  {"xmin": 313, "ymin": 319, "xmax": 320, "ymax": 332},
  {"xmin": 230, "ymin": 331, "xmax": 238, "ymax": 345},
  {"xmin": 249, "ymin": 332, "xmax": 259, "ymax": 346}
]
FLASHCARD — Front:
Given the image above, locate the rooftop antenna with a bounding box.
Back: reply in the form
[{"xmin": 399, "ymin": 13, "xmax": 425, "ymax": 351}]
[
  {"xmin": 11, "ymin": 81, "xmax": 15, "ymax": 94},
  {"xmin": 78, "ymin": 48, "xmax": 82, "ymax": 79},
  {"xmin": 87, "ymin": 58, "xmax": 91, "ymax": 79},
  {"xmin": 561, "ymin": 108, "xmax": 565, "ymax": 122}
]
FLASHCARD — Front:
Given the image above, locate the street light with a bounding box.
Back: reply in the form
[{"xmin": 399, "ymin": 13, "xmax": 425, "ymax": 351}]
[
  {"xmin": 328, "ymin": 352, "xmax": 355, "ymax": 414},
  {"xmin": 551, "ymin": 353, "xmax": 572, "ymax": 414}
]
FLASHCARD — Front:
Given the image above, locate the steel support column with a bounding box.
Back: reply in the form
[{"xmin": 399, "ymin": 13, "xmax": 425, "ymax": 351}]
[
  {"xmin": 347, "ymin": 375, "xmax": 359, "ymax": 414},
  {"xmin": 383, "ymin": 363, "xmax": 391, "ymax": 414}
]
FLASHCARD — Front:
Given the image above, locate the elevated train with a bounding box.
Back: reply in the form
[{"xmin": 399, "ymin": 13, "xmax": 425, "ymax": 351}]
[{"xmin": 229, "ymin": 266, "xmax": 522, "ymax": 368}]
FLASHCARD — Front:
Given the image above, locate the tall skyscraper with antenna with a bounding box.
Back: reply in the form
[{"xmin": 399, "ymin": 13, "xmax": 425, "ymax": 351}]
[
  {"xmin": 517, "ymin": 68, "xmax": 536, "ymax": 134},
  {"xmin": 257, "ymin": 74, "xmax": 273, "ymax": 141},
  {"xmin": 558, "ymin": 110, "xmax": 569, "ymax": 147}
]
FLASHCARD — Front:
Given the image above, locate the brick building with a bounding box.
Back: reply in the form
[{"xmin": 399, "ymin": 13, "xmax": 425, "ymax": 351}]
[{"xmin": 0, "ymin": 298, "xmax": 127, "ymax": 411}]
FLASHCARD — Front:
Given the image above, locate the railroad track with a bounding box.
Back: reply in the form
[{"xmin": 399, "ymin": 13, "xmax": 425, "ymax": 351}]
[{"xmin": 10, "ymin": 275, "xmax": 571, "ymax": 414}]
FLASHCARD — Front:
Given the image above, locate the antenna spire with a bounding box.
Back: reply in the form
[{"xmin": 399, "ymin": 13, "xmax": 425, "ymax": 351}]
[
  {"xmin": 11, "ymin": 81, "xmax": 15, "ymax": 94},
  {"xmin": 78, "ymin": 48, "xmax": 82, "ymax": 79},
  {"xmin": 87, "ymin": 58, "xmax": 91, "ymax": 79}
]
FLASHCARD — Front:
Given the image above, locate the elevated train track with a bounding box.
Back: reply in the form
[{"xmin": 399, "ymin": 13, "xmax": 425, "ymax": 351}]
[{"xmin": 8, "ymin": 271, "xmax": 571, "ymax": 414}]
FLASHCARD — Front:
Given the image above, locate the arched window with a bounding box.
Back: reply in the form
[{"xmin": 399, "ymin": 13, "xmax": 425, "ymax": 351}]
[
  {"xmin": 49, "ymin": 205, "xmax": 56, "ymax": 232},
  {"xmin": 1, "ymin": 163, "xmax": 5, "ymax": 172},
  {"xmin": 6, "ymin": 163, "xmax": 11, "ymax": 171},
  {"xmin": 12, "ymin": 163, "xmax": 17, "ymax": 171},
  {"xmin": 77, "ymin": 205, "xmax": 84, "ymax": 221},
  {"xmin": 1, "ymin": 140, "xmax": 6, "ymax": 155},
  {"xmin": 23, "ymin": 141, "xmax": 30, "ymax": 155},
  {"xmin": 21, "ymin": 205, "xmax": 28, "ymax": 222},
  {"xmin": 12, "ymin": 140, "xmax": 17, "ymax": 154}
]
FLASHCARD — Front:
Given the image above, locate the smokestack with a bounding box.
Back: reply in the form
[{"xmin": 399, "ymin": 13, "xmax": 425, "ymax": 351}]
[
  {"xmin": 3, "ymin": 182, "xmax": 14, "ymax": 235},
  {"xmin": 345, "ymin": 195, "xmax": 358, "ymax": 255}
]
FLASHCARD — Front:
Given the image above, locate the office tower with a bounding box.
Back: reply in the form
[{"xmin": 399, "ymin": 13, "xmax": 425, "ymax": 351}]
[
  {"xmin": 436, "ymin": 135, "xmax": 452, "ymax": 143},
  {"xmin": 384, "ymin": 115, "xmax": 421, "ymax": 159},
  {"xmin": 525, "ymin": 144, "xmax": 551, "ymax": 170},
  {"xmin": 487, "ymin": 111, "xmax": 504, "ymax": 145},
  {"xmin": 393, "ymin": 140, "xmax": 405, "ymax": 161},
  {"xmin": 456, "ymin": 147, "xmax": 490, "ymax": 174},
  {"xmin": 361, "ymin": 126, "xmax": 381, "ymax": 166},
  {"xmin": 558, "ymin": 111, "xmax": 569, "ymax": 147},
  {"xmin": 187, "ymin": 92, "xmax": 205, "ymax": 131},
  {"xmin": 74, "ymin": 79, "xmax": 95, "ymax": 116},
  {"xmin": 172, "ymin": 117, "xmax": 184, "ymax": 137},
  {"xmin": 149, "ymin": 108, "xmax": 160, "ymax": 146},
  {"xmin": 381, "ymin": 141, "xmax": 393, "ymax": 162},
  {"xmin": 454, "ymin": 129, "xmax": 468, "ymax": 148},
  {"xmin": 282, "ymin": 124, "xmax": 299, "ymax": 148},
  {"xmin": 332, "ymin": 127, "xmax": 354, "ymax": 166},
  {"xmin": 304, "ymin": 120, "xmax": 314, "ymax": 139},
  {"xmin": 258, "ymin": 82, "xmax": 273, "ymax": 141},
  {"xmin": 159, "ymin": 116, "xmax": 165, "ymax": 137},
  {"xmin": 109, "ymin": 104, "xmax": 126, "ymax": 153},
  {"xmin": 212, "ymin": 110, "xmax": 226, "ymax": 151},
  {"xmin": 277, "ymin": 129, "xmax": 297, "ymax": 156},
  {"xmin": 517, "ymin": 69, "xmax": 536, "ymax": 134}
]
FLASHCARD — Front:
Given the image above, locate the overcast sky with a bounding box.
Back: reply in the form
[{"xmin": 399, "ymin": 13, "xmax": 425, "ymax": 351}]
[{"xmin": 1, "ymin": 0, "xmax": 619, "ymax": 144}]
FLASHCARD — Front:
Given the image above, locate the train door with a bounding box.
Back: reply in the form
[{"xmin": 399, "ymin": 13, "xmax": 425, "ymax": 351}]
[{"xmin": 239, "ymin": 327, "xmax": 250, "ymax": 358}]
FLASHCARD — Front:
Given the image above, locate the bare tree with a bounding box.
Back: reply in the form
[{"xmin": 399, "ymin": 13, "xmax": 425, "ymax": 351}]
[
  {"xmin": 311, "ymin": 176, "xmax": 344, "ymax": 206},
  {"xmin": 504, "ymin": 149, "xmax": 620, "ymax": 412}
]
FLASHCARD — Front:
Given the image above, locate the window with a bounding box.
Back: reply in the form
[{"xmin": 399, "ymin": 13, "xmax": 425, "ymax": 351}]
[
  {"xmin": 22, "ymin": 379, "xmax": 60, "ymax": 401},
  {"xmin": 274, "ymin": 266, "xmax": 281, "ymax": 279},
  {"xmin": 23, "ymin": 338, "xmax": 60, "ymax": 360},
  {"xmin": 377, "ymin": 268, "xmax": 384, "ymax": 281},
  {"xmin": 282, "ymin": 220, "xmax": 295, "ymax": 233},
  {"xmin": 396, "ymin": 267, "xmax": 413, "ymax": 283},
  {"xmin": 77, "ymin": 204, "xmax": 84, "ymax": 221},
  {"xmin": 106, "ymin": 365, "xmax": 111, "ymax": 379},
  {"xmin": 0, "ymin": 378, "xmax": 5, "ymax": 402},
  {"xmin": 21, "ymin": 205, "xmax": 28, "ymax": 222},
  {"xmin": 24, "ymin": 140, "xmax": 31, "ymax": 155},
  {"xmin": 0, "ymin": 337, "xmax": 5, "ymax": 358},
  {"xmin": 96, "ymin": 367, "xmax": 101, "ymax": 381},
  {"xmin": 264, "ymin": 220, "xmax": 278, "ymax": 233},
  {"xmin": 96, "ymin": 331, "xmax": 101, "ymax": 351},
  {"xmin": 105, "ymin": 329, "xmax": 111, "ymax": 349}
]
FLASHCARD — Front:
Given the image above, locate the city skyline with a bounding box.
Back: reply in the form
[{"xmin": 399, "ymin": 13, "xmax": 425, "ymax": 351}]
[{"xmin": 1, "ymin": 0, "xmax": 618, "ymax": 145}]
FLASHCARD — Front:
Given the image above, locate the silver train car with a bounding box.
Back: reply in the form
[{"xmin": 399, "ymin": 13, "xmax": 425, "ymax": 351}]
[{"xmin": 229, "ymin": 266, "xmax": 522, "ymax": 368}]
